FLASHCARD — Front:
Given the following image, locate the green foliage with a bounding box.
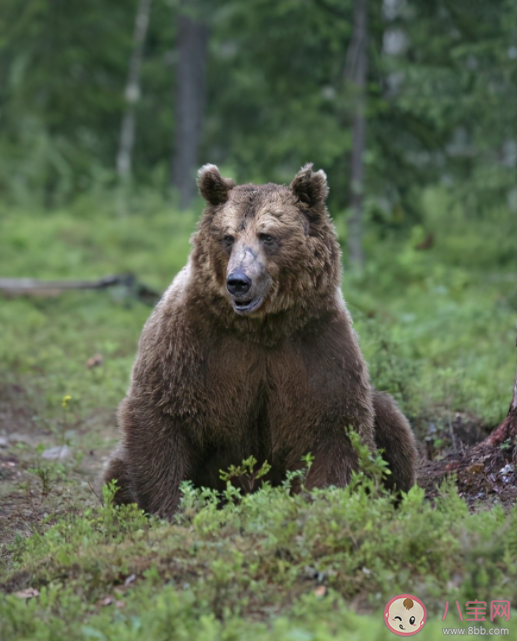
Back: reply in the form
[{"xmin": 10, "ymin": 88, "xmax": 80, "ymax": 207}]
[
  {"xmin": 219, "ymin": 456, "xmax": 272, "ymax": 494},
  {"xmin": 0, "ymin": 0, "xmax": 175, "ymax": 204},
  {"xmin": 348, "ymin": 429, "xmax": 392, "ymax": 494},
  {"xmin": 1, "ymin": 478, "xmax": 517, "ymax": 639},
  {"xmin": 28, "ymin": 453, "xmax": 67, "ymax": 497}
]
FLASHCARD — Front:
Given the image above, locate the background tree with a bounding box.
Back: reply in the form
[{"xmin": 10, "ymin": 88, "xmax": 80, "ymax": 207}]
[
  {"xmin": 346, "ymin": 0, "xmax": 369, "ymax": 268},
  {"xmin": 116, "ymin": 0, "xmax": 153, "ymax": 182},
  {"xmin": 170, "ymin": 0, "xmax": 209, "ymax": 209}
]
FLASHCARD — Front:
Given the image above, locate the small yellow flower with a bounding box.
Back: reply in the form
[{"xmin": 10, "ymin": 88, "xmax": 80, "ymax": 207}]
[{"xmin": 61, "ymin": 395, "xmax": 72, "ymax": 409}]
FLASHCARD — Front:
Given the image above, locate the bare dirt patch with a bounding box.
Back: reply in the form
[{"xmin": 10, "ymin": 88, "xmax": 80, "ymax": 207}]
[
  {"xmin": 0, "ymin": 383, "xmax": 118, "ymax": 553},
  {"xmin": 418, "ymin": 404, "xmax": 517, "ymax": 510}
]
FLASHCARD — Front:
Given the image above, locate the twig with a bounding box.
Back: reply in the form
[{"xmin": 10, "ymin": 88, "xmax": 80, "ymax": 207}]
[{"xmin": 87, "ymin": 481, "xmax": 103, "ymax": 505}]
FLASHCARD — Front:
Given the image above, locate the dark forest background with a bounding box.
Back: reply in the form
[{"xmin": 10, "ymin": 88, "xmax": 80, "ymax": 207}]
[{"xmin": 1, "ymin": 0, "xmax": 517, "ymax": 264}]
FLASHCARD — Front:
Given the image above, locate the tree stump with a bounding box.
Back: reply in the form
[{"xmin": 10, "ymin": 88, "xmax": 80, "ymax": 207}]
[{"xmin": 417, "ymin": 322, "xmax": 517, "ymax": 508}]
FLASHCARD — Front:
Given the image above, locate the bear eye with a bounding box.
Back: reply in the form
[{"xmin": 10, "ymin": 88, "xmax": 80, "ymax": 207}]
[
  {"xmin": 409, "ymin": 616, "xmax": 415, "ymax": 625},
  {"xmin": 259, "ymin": 233, "xmax": 274, "ymax": 244},
  {"xmin": 223, "ymin": 235, "xmax": 234, "ymax": 248}
]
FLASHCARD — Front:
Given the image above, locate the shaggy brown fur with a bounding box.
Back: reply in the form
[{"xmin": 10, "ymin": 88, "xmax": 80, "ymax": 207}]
[{"xmin": 104, "ymin": 164, "xmax": 418, "ymax": 518}]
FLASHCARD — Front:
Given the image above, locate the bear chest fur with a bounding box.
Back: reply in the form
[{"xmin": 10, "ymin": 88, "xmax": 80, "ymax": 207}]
[
  {"xmin": 176, "ymin": 322, "xmax": 372, "ymax": 491},
  {"xmin": 190, "ymin": 319, "xmax": 370, "ymax": 450}
]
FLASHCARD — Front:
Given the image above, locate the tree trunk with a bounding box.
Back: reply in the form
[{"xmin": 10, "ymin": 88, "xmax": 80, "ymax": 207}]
[
  {"xmin": 116, "ymin": 0, "xmax": 153, "ymax": 181},
  {"xmin": 170, "ymin": 0, "xmax": 209, "ymax": 209},
  {"xmin": 345, "ymin": 0, "xmax": 368, "ymax": 269}
]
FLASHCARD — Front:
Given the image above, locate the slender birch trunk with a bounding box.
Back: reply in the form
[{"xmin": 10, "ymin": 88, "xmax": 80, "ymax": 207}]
[{"xmin": 116, "ymin": 0, "xmax": 153, "ymax": 181}]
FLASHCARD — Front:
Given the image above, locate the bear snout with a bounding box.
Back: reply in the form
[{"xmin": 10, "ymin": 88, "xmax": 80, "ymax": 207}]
[{"xmin": 226, "ymin": 271, "xmax": 252, "ymax": 298}]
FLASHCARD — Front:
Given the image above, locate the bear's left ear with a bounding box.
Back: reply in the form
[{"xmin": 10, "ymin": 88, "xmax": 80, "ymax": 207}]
[
  {"xmin": 290, "ymin": 163, "xmax": 329, "ymax": 207},
  {"xmin": 197, "ymin": 164, "xmax": 235, "ymax": 205}
]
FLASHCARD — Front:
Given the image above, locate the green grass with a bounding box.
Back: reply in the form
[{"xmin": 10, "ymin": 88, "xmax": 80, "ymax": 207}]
[
  {"xmin": 0, "ymin": 200, "xmax": 193, "ymax": 421},
  {"xmin": 1, "ymin": 190, "xmax": 516, "ymax": 639}
]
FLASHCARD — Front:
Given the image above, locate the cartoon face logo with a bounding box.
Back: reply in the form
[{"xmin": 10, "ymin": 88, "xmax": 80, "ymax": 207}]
[{"xmin": 384, "ymin": 594, "xmax": 427, "ymax": 636}]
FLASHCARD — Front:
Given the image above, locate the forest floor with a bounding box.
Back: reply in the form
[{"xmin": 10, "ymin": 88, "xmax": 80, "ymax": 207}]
[
  {"xmin": 0, "ymin": 380, "xmax": 517, "ymax": 544},
  {"xmin": 418, "ymin": 423, "xmax": 517, "ymax": 510},
  {"xmin": 2, "ymin": 368, "xmax": 517, "ymax": 641},
  {"xmin": 0, "ymin": 381, "xmax": 115, "ymax": 548},
  {"xmin": 1, "ymin": 379, "xmax": 515, "ymax": 551}
]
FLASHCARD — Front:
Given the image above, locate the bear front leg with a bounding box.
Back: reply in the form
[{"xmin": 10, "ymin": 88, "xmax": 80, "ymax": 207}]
[
  {"xmin": 372, "ymin": 390, "xmax": 418, "ymax": 493},
  {"xmin": 103, "ymin": 446, "xmax": 136, "ymax": 506},
  {"xmin": 304, "ymin": 431, "xmax": 359, "ymax": 490},
  {"xmin": 110, "ymin": 398, "xmax": 194, "ymax": 520}
]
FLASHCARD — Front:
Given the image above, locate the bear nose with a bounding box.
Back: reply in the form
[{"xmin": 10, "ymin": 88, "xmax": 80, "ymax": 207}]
[{"xmin": 226, "ymin": 272, "xmax": 252, "ymax": 297}]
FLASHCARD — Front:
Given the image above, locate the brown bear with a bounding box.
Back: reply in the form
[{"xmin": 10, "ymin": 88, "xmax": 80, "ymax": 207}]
[{"xmin": 104, "ymin": 164, "xmax": 417, "ymax": 518}]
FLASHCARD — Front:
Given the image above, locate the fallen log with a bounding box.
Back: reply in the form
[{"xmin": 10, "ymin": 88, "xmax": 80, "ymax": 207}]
[{"xmin": 0, "ymin": 274, "xmax": 160, "ymax": 306}]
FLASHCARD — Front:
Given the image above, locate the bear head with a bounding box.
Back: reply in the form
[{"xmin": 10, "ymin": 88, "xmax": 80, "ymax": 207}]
[{"xmin": 192, "ymin": 164, "xmax": 341, "ymax": 327}]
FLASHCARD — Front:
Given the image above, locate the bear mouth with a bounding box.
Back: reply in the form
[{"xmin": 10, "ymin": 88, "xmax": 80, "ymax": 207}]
[{"xmin": 231, "ymin": 297, "xmax": 264, "ymax": 315}]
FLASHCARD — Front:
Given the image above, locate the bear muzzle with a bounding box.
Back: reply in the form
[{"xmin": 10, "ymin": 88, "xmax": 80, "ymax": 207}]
[
  {"xmin": 226, "ymin": 273, "xmax": 265, "ymax": 315},
  {"xmin": 226, "ymin": 271, "xmax": 252, "ymax": 297},
  {"xmin": 226, "ymin": 246, "xmax": 272, "ymax": 316},
  {"xmin": 227, "ymin": 271, "xmax": 264, "ymax": 314}
]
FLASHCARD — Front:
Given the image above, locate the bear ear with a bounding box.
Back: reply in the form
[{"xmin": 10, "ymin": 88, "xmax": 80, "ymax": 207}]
[
  {"xmin": 290, "ymin": 163, "xmax": 329, "ymax": 207},
  {"xmin": 197, "ymin": 164, "xmax": 235, "ymax": 205}
]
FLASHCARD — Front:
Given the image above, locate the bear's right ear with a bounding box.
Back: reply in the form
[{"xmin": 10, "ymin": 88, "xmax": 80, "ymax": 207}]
[{"xmin": 197, "ymin": 164, "xmax": 235, "ymax": 205}]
